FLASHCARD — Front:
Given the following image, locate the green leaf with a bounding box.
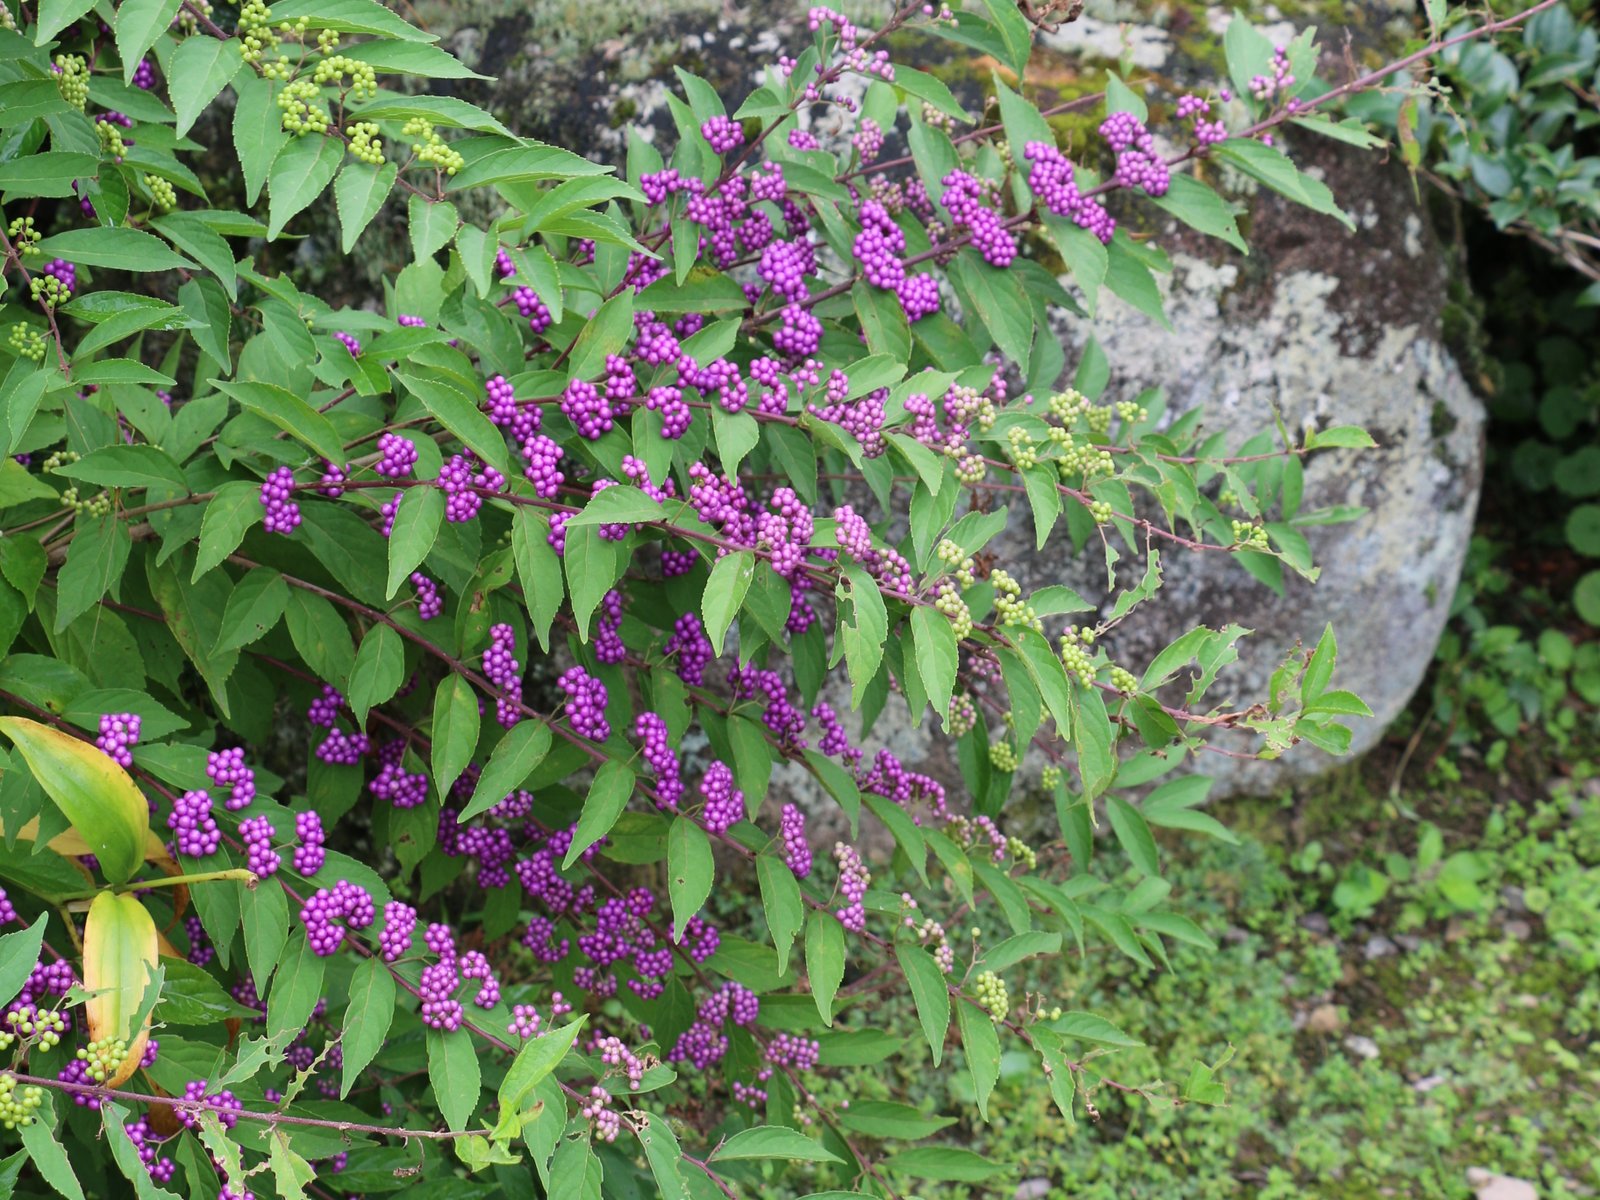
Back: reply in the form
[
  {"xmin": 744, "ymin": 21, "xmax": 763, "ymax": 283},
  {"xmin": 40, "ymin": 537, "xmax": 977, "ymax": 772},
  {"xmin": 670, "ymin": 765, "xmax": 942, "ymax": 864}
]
[
  {"xmin": 564, "ymin": 759, "xmax": 636, "ymax": 868},
  {"xmin": 896, "ymin": 943, "xmax": 950, "ymax": 1066},
  {"xmin": 0, "ymin": 913, "xmax": 48, "ymax": 1009},
  {"xmin": 1046, "ymin": 1010, "xmax": 1144, "ymax": 1048},
  {"xmin": 454, "ymin": 222, "xmax": 498, "ymax": 298},
  {"xmin": 703, "ymin": 549, "xmax": 755, "ymax": 657},
  {"xmin": 193, "ymin": 482, "xmax": 263, "ymax": 581},
  {"xmin": 0, "ymin": 717, "xmax": 148, "ymax": 886},
  {"xmin": 346, "ymin": 623, "xmax": 405, "ymax": 725},
  {"xmin": 1104, "ymin": 233, "xmax": 1170, "ymax": 328},
  {"xmin": 711, "ymin": 1127, "xmax": 843, "ymax": 1164},
  {"xmin": 54, "ymin": 514, "xmax": 130, "ymax": 632},
  {"xmin": 35, "ymin": 0, "xmax": 98, "ymax": 44},
  {"xmin": 950, "ymin": 251, "xmax": 1033, "ymax": 367},
  {"xmin": 266, "ymin": 931, "xmax": 326, "ymax": 1041},
  {"xmin": 757, "ymin": 854, "xmax": 804, "ymax": 975},
  {"xmin": 1211, "ymin": 139, "xmax": 1354, "ymax": 230},
  {"xmin": 497, "ymin": 1015, "xmax": 586, "ymax": 1128},
  {"xmin": 213, "ymin": 379, "xmax": 347, "ymax": 467},
  {"xmin": 342, "ymin": 38, "xmax": 487, "ymax": 79},
  {"xmin": 335, "ymin": 160, "xmax": 399, "ymax": 253},
  {"xmin": 1149, "ymin": 174, "xmax": 1246, "ymax": 253},
  {"xmin": 34, "ymin": 227, "xmax": 191, "ymax": 272},
  {"xmin": 1304, "ymin": 424, "xmax": 1376, "ymax": 450},
  {"xmin": 460, "ymin": 719, "xmax": 552, "ymax": 822},
  {"xmin": 212, "ymin": 567, "xmax": 290, "ymax": 655},
  {"xmin": 839, "ymin": 563, "xmax": 888, "ymax": 706},
  {"xmin": 446, "ymin": 143, "xmax": 611, "ymax": 190},
  {"xmin": 271, "ymin": 0, "xmax": 436, "ymax": 41},
  {"xmin": 1106, "ymin": 796, "xmax": 1160, "ymax": 877},
  {"xmin": 20, "ymin": 1108, "xmax": 86, "ymax": 1200},
  {"xmin": 837, "ymin": 1101, "xmax": 958, "ymax": 1140},
  {"xmin": 240, "ymin": 879, "xmax": 289, "ymax": 995},
  {"xmin": 232, "ymin": 74, "xmax": 288, "ymax": 207},
  {"xmin": 894, "ymin": 65, "xmax": 971, "ymax": 122},
  {"xmin": 169, "ymin": 36, "xmax": 244, "ymax": 138},
  {"xmin": 565, "ymin": 292, "xmax": 636, "ymax": 382},
  {"xmin": 116, "ymin": 0, "xmax": 184, "ymax": 84},
  {"xmin": 637, "ymin": 1113, "xmax": 691, "ymax": 1200},
  {"xmin": 511, "ymin": 508, "xmax": 563, "ymax": 651},
  {"xmin": 409, "ymin": 194, "xmax": 459, "ymax": 260},
  {"xmin": 267, "ymin": 135, "xmax": 345, "ymax": 240},
  {"xmin": 955, "ymin": 1001, "xmax": 1001, "ymax": 1121},
  {"xmin": 667, "ymin": 815, "xmax": 714, "ymax": 940},
  {"xmin": 883, "ymin": 1147, "xmax": 1004, "ymax": 1183},
  {"xmin": 0, "ymin": 151, "xmax": 99, "ymax": 200},
  {"xmin": 54, "ymin": 444, "xmax": 188, "ymax": 491},
  {"xmin": 805, "ymin": 910, "xmax": 845, "ymax": 1026},
  {"xmin": 393, "ymin": 368, "xmax": 511, "ymax": 480},
  {"xmin": 427, "ymin": 1025, "xmax": 482, "ymax": 1131},
  {"xmin": 338, "ymin": 955, "xmax": 397, "ymax": 1098},
  {"xmin": 384, "ymin": 483, "xmax": 444, "ymax": 599},
  {"xmin": 430, "ymin": 674, "xmax": 479, "ymax": 800},
  {"xmin": 976, "ymin": 0, "xmax": 1032, "ymax": 76}
]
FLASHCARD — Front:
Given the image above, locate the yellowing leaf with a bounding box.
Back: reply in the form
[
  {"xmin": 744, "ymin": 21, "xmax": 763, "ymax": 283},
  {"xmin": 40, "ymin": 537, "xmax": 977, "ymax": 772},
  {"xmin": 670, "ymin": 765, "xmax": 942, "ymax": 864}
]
[
  {"xmin": 0, "ymin": 717, "xmax": 150, "ymax": 885},
  {"xmin": 83, "ymin": 891, "xmax": 159, "ymax": 1086}
]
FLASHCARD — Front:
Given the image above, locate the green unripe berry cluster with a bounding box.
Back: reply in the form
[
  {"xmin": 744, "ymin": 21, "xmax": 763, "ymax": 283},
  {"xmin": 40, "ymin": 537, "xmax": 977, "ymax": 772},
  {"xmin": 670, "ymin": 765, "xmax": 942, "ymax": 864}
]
[
  {"xmin": 6, "ymin": 217, "xmax": 40, "ymax": 254},
  {"xmin": 990, "ymin": 569, "xmax": 1042, "ymax": 632},
  {"xmin": 934, "ymin": 580, "xmax": 973, "ymax": 639},
  {"xmin": 1231, "ymin": 519, "xmax": 1269, "ymax": 549},
  {"xmin": 8, "ymin": 325, "xmax": 45, "ymax": 363},
  {"xmin": 239, "ymin": 1, "xmax": 281, "ymax": 65},
  {"xmin": 935, "ymin": 539, "xmax": 976, "ymax": 586},
  {"xmin": 145, "ymin": 174, "xmax": 177, "ymax": 212},
  {"xmin": 1108, "ymin": 665, "xmax": 1138, "ymax": 693},
  {"xmin": 974, "ymin": 970, "xmax": 1009, "ymax": 1022},
  {"xmin": 313, "ymin": 55, "xmax": 378, "ymax": 101},
  {"xmin": 1006, "ymin": 427, "xmax": 1037, "ymax": 469},
  {"xmin": 1041, "ymin": 764, "xmax": 1061, "ymax": 789},
  {"xmin": 29, "ymin": 276, "xmax": 70, "ymax": 309},
  {"xmin": 53, "ymin": 55, "xmax": 89, "ymax": 109},
  {"xmin": 0, "ymin": 1074, "xmax": 42, "ymax": 1130},
  {"xmin": 406, "ymin": 119, "xmax": 465, "ymax": 176},
  {"xmin": 1005, "ymin": 836, "xmax": 1037, "ymax": 870},
  {"xmin": 989, "ymin": 740, "xmax": 1018, "ymax": 772},
  {"xmin": 76, "ymin": 1037, "xmax": 131, "ymax": 1083},
  {"xmin": 345, "ymin": 122, "xmax": 385, "ymax": 165},
  {"xmin": 1059, "ymin": 625, "xmax": 1097, "ymax": 687},
  {"xmin": 98, "ymin": 121, "xmax": 128, "ymax": 161},
  {"xmin": 945, "ymin": 693, "xmax": 976, "ymax": 736},
  {"xmin": 1089, "ymin": 499, "xmax": 1114, "ymax": 524},
  {"xmin": 5, "ymin": 1006, "xmax": 65, "ymax": 1050},
  {"xmin": 278, "ymin": 80, "xmax": 330, "ymax": 135}
]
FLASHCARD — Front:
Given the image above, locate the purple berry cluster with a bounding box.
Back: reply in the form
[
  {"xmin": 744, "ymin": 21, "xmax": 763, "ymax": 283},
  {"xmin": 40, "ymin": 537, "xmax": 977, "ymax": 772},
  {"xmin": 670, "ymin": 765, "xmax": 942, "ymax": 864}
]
[
  {"xmin": 293, "ymin": 810, "xmax": 326, "ymax": 875},
  {"xmin": 206, "ymin": 747, "xmax": 255, "ymax": 810},
  {"xmin": 700, "ymin": 115, "xmax": 744, "ymax": 154},
  {"xmin": 780, "ymin": 804, "xmax": 812, "ymax": 878},
  {"xmin": 699, "ymin": 761, "xmax": 744, "ymax": 834},
  {"xmin": 380, "ymin": 901, "xmax": 417, "ymax": 961},
  {"xmin": 412, "ymin": 571, "xmax": 442, "ymax": 619},
  {"xmin": 1099, "ymin": 111, "xmax": 1170, "ymax": 197},
  {"xmin": 96, "ymin": 712, "xmax": 140, "ymax": 767},
  {"xmin": 374, "ymin": 432, "xmax": 418, "ymax": 479},
  {"xmin": 299, "ymin": 880, "xmax": 375, "ymax": 957},
  {"xmin": 240, "ymin": 815, "xmax": 280, "ymax": 878},
  {"xmin": 167, "ymin": 790, "xmax": 221, "ymax": 858},
  {"xmin": 1023, "ymin": 141, "xmax": 1116, "ymax": 244},
  {"xmin": 482, "ymin": 623, "xmax": 523, "ymax": 727},
  {"xmin": 558, "ymin": 667, "xmax": 609, "ymax": 741},
  {"xmin": 634, "ymin": 712, "xmax": 683, "ymax": 810},
  {"xmin": 259, "ymin": 466, "xmax": 301, "ymax": 534}
]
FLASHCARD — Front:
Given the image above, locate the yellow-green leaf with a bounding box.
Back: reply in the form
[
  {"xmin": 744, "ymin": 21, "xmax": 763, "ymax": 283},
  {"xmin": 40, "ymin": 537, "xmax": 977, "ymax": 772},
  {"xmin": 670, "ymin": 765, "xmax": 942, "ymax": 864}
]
[
  {"xmin": 83, "ymin": 891, "xmax": 159, "ymax": 1085},
  {"xmin": 0, "ymin": 717, "xmax": 149, "ymax": 885}
]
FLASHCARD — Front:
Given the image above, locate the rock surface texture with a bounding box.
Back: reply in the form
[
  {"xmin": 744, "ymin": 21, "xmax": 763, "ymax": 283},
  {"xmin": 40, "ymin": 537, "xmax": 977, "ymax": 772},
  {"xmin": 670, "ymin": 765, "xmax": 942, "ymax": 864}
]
[{"xmin": 417, "ymin": 0, "xmax": 1484, "ymax": 794}]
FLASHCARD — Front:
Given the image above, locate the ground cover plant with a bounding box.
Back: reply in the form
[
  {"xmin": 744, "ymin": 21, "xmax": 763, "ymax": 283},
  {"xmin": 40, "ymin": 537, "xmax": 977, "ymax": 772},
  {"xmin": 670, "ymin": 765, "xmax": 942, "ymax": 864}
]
[{"xmin": 0, "ymin": 0, "xmax": 1568, "ymax": 1196}]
